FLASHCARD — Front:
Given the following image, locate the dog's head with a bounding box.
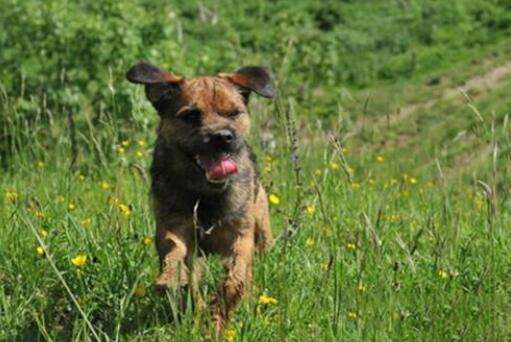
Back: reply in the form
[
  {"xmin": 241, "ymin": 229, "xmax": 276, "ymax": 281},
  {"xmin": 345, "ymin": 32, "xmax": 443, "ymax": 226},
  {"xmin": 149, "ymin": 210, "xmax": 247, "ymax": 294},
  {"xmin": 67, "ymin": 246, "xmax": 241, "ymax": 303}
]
[{"xmin": 126, "ymin": 61, "xmax": 275, "ymax": 190}]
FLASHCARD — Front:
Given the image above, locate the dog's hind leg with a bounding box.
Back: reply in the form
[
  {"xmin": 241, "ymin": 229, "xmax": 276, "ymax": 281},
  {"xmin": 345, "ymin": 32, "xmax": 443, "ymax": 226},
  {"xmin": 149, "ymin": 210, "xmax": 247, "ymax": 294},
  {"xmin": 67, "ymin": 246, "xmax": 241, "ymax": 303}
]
[{"xmin": 254, "ymin": 185, "xmax": 273, "ymax": 251}]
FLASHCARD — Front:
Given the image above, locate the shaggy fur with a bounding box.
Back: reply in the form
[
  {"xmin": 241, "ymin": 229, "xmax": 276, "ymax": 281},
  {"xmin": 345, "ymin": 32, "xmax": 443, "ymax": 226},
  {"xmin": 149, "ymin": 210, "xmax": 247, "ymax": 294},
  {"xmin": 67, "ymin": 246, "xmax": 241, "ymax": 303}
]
[{"xmin": 126, "ymin": 61, "xmax": 274, "ymax": 332}]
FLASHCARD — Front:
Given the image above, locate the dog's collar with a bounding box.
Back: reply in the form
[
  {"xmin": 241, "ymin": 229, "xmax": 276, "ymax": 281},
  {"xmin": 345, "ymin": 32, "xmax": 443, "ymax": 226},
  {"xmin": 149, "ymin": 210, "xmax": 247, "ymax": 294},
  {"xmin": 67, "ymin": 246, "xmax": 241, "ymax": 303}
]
[{"xmin": 193, "ymin": 200, "xmax": 216, "ymax": 240}]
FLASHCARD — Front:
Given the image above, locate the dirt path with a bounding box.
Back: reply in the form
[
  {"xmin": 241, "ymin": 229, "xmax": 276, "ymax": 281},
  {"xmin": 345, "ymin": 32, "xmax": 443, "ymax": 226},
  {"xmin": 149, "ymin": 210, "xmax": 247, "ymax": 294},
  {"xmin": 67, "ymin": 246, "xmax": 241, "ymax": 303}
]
[{"xmin": 346, "ymin": 60, "xmax": 511, "ymax": 138}]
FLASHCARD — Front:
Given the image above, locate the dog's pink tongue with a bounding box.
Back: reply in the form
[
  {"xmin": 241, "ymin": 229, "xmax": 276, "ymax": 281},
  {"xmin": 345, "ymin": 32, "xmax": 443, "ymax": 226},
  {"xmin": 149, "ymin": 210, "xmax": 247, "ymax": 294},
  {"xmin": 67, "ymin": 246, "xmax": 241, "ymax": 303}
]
[{"xmin": 204, "ymin": 156, "xmax": 238, "ymax": 180}]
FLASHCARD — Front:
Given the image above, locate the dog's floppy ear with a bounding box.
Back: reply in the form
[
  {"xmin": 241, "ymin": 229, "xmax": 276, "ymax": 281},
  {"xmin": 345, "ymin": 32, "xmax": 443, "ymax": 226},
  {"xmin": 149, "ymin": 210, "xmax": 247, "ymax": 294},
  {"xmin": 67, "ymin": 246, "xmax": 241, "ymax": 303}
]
[
  {"xmin": 221, "ymin": 66, "xmax": 276, "ymax": 102},
  {"xmin": 126, "ymin": 61, "xmax": 183, "ymax": 108}
]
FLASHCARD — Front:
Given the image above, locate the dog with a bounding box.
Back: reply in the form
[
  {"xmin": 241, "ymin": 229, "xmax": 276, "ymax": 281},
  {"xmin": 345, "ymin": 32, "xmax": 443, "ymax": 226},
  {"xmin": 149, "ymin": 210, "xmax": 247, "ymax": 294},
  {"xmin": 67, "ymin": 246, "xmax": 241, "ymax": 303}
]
[{"xmin": 126, "ymin": 61, "xmax": 274, "ymax": 332}]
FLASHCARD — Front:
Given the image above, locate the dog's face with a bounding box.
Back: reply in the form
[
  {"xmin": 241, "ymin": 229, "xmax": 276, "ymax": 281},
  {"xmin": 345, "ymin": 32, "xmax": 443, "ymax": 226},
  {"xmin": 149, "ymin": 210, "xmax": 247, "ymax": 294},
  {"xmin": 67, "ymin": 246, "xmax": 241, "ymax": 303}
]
[{"xmin": 127, "ymin": 62, "xmax": 275, "ymax": 191}]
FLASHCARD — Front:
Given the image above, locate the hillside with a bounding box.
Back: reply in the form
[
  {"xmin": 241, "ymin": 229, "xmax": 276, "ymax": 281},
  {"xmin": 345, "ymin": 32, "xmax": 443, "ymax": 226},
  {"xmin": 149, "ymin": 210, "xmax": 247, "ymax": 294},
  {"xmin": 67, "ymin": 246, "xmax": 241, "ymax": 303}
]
[{"xmin": 1, "ymin": 1, "xmax": 511, "ymax": 340}]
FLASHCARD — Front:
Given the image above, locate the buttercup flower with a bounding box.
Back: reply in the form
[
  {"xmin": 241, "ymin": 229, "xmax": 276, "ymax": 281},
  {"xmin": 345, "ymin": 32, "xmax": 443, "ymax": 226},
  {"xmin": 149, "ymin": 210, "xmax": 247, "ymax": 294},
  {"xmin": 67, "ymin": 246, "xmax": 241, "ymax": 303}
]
[
  {"xmin": 71, "ymin": 254, "xmax": 87, "ymax": 267},
  {"xmin": 224, "ymin": 328, "xmax": 236, "ymax": 342},
  {"xmin": 347, "ymin": 243, "xmax": 357, "ymax": 251},
  {"xmin": 36, "ymin": 246, "xmax": 45, "ymax": 256},
  {"xmin": 330, "ymin": 162, "xmax": 340, "ymax": 171},
  {"xmin": 80, "ymin": 218, "xmax": 92, "ymax": 227},
  {"xmin": 143, "ymin": 236, "xmax": 153, "ymax": 246},
  {"xmin": 99, "ymin": 181, "xmax": 111, "ymax": 190},
  {"xmin": 268, "ymin": 194, "xmax": 280, "ymax": 205},
  {"xmin": 376, "ymin": 156, "xmax": 384, "ymax": 163},
  {"xmin": 37, "ymin": 161, "xmax": 45, "ymax": 169},
  {"xmin": 348, "ymin": 311, "xmax": 358, "ymax": 320},
  {"xmin": 305, "ymin": 238, "xmax": 315, "ymax": 247},
  {"xmin": 5, "ymin": 190, "xmax": 18, "ymax": 203},
  {"xmin": 118, "ymin": 204, "xmax": 132, "ymax": 217},
  {"xmin": 438, "ymin": 269, "xmax": 448, "ymax": 279},
  {"xmin": 306, "ymin": 205, "xmax": 316, "ymax": 215},
  {"xmin": 259, "ymin": 294, "xmax": 278, "ymax": 305}
]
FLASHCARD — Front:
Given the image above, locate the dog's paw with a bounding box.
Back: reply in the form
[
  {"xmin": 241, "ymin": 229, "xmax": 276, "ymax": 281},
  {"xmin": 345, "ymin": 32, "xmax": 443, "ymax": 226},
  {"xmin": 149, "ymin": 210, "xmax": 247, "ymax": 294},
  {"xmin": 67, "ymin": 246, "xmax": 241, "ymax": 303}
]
[{"xmin": 153, "ymin": 274, "xmax": 174, "ymax": 293}]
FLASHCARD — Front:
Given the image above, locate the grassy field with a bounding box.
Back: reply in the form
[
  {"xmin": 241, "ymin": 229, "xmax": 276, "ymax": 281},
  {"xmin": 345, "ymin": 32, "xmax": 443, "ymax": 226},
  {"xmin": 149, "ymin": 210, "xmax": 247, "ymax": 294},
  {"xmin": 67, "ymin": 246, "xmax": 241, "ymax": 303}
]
[{"xmin": 1, "ymin": 1, "xmax": 511, "ymax": 340}]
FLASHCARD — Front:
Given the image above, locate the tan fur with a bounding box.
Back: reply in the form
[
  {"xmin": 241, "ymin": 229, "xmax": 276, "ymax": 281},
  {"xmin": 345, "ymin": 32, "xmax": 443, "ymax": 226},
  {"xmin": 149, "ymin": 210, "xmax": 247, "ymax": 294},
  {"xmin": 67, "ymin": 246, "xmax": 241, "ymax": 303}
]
[{"xmin": 147, "ymin": 73, "xmax": 273, "ymax": 333}]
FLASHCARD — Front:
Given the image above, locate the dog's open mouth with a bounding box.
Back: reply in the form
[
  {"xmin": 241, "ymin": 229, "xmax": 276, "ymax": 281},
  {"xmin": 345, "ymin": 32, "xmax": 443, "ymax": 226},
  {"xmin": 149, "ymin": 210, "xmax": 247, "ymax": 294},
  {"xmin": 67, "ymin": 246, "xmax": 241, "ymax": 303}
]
[{"xmin": 194, "ymin": 154, "xmax": 238, "ymax": 184}]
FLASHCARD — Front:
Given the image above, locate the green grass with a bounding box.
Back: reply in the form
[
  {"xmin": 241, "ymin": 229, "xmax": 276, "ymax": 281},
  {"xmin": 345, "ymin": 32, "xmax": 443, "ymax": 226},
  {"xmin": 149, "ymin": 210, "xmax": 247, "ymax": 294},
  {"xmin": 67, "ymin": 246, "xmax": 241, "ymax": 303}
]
[{"xmin": 2, "ymin": 0, "xmax": 511, "ymax": 340}]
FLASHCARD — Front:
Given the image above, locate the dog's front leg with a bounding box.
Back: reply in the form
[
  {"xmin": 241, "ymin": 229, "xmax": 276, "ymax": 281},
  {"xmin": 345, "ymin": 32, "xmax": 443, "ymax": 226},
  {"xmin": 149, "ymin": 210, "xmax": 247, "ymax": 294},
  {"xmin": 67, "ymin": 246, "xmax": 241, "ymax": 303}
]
[
  {"xmin": 212, "ymin": 231, "xmax": 254, "ymax": 333},
  {"xmin": 154, "ymin": 226, "xmax": 191, "ymax": 291}
]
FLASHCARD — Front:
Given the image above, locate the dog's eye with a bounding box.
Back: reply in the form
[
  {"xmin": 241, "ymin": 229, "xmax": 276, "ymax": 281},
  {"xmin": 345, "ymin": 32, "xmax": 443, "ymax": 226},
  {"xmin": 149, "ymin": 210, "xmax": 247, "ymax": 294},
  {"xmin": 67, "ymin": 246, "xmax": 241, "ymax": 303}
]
[
  {"xmin": 227, "ymin": 110, "xmax": 241, "ymax": 118},
  {"xmin": 178, "ymin": 109, "xmax": 201, "ymax": 123}
]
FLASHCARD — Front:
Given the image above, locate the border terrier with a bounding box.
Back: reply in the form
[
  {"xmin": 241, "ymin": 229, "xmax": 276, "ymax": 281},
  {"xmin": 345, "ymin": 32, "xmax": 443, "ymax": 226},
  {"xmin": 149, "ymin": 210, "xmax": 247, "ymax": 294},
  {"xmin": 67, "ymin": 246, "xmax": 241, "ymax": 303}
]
[{"xmin": 126, "ymin": 61, "xmax": 274, "ymax": 332}]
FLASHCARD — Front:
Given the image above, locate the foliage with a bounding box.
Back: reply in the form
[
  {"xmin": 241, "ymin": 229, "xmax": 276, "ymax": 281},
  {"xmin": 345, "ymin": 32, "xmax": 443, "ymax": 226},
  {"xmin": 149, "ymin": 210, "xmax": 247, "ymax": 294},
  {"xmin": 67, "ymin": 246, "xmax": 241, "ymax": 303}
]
[{"xmin": 1, "ymin": 0, "xmax": 511, "ymax": 340}]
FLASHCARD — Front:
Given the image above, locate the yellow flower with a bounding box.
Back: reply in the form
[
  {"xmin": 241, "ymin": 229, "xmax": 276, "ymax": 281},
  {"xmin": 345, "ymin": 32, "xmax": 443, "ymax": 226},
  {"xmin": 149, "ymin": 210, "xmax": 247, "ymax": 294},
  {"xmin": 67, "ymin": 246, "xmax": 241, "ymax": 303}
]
[
  {"xmin": 357, "ymin": 283, "xmax": 367, "ymax": 293},
  {"xmin": 438, "ymin": 269, "xmax": 448, "ymax": 279},
  {"xmin": 409, "ymin": 177, "xmax": 417, "ymax": 184},
  {"xmin": 376, "ymin": 156, "xmax": 384, "ymax": 163},
  {"xmin": 268, "ymin": 194, "xmax": 280, "ymax": 206},
  {"xmin": 330, "ymin": 162, "xmax": 340, "ymax": 171},
  {"xmin": 78, "ymin": 174, "xmax": 86, "ymax": 181},
  {"xmin": 348, "ymin": 312, "xmax": 358, "ymax": 320},
  {"xmin": 258, "ymin": 294, "xmax": 278, "ymax": 305},
  {"xmin": 305, "ymin": 238, "xmax": 315, "ymax": 247},
  {"xmin": 80, "ymin": 218, "xmax": 92, "ymax": 227},
  {"xmin": 143, "ymin": 236, "xmax": 153, "ymax": 246},
  {"xmin": 134, "ymin": 285, "xmax": 146, "ymax": 297},
  {"xmin": 352, "ymin": 182, "xmax": 361, "ymax": 189},
  {"xmin": 99, "ymin": 181, "xmax": 111, "ymax": 190},
  {"xmin": 40, "ymin": 229, "xmax": 48, "ymax": 238},
  {"xmin": 68, "ymin": 203, "xmax": 76, "ymax": 211},
  {"xmin": 118, "ymin": 204, "xmax": 132, "ymax": 217},
  {"xmin": 136, "ymin": 150, "xmax": 144, "ymax": 158},
  {"xmin": 224, "ymin": 328, "xmax": 236, "ymax": 342},
  {"xmin": 137, "ymin": 139, "xmax": 146, "ymax": 147},
  {"xmin": 37, "ymin": 161, "xmax": 45, "ymax": 169},
  {"xmin": 121, "ymin": 140, "xmax": 130, "ymax": 148},
  {"xmin": 320, "ymin": 262, "xmax": 329, "ymax": 272},
  {"xmin": 109, "ymin": 196, "xmax": 120, "ymax": 205},
  {"xmin": 36, "ymin": 246, "xmax": 45, "ymax": 256},
  {"xmin": 71, "ymin": 254, "xmax": 88, "ymax": 267},
  {"xmin": 342, "ymin": 147, "xmax": 349, "ymax": 154},
  {"xmin": 314, "ymin": 169, "xmax": 322, "ymax": 176},
  {"xmin": 5, "ymin": 190, "xmax": 18, "ymax": 203},
  {"xmin": 306, "ymin": 205, "xmax": 316, "ymax": 215},
  {"xmin": 347, "ymin": 243, "xmax": 357, "ymax": 251},
  {"xmin": 117, "ymin": 146, "xmax": 125, "ymax": 154},
  {"xmin": 264, "ymin": 155, "xmax": 273, "ymax": 164},
  {"xmin": 263, "ymin": 165, "xmax": 272, "ymax": 174},
  {"xmin": 368, "ymin": 179, "xmax": 375, "ymax": 185},
  {"xmin": 35, "ymin": 211, "xmax": 45, "ymax": 219}
]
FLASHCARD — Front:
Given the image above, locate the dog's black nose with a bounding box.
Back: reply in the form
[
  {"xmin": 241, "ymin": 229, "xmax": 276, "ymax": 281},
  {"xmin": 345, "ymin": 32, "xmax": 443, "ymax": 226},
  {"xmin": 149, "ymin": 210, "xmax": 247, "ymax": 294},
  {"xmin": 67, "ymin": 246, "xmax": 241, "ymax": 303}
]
[{"xmin": 211, "ymin": 129, "xmax": 235, "ymax": 146}]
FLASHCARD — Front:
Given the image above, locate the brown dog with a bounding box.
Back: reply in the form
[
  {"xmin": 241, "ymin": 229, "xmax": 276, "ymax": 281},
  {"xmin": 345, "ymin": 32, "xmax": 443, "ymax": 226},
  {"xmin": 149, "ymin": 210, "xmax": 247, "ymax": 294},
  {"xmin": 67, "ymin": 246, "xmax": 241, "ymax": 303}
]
[{"xmin": 126, "ymin": 61, "xmax": 274, "ymax": 331}]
